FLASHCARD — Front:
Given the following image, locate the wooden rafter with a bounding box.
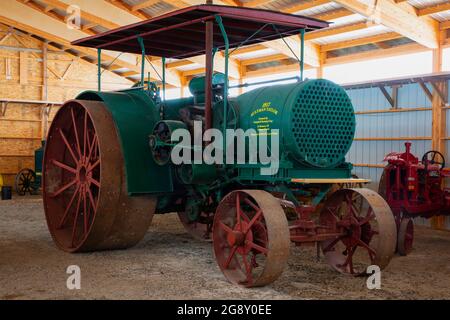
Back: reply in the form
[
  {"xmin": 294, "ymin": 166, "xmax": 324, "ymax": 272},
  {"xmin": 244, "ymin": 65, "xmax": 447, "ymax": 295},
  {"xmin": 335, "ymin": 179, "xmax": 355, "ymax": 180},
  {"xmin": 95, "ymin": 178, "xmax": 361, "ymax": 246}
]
[
  {"xmin": 333, "ymin": 0, "xmax": 439, "ymax": 48},
  {"xmin": 5, "ymin": 0, "xmax": 181, "ymax": 86},
  {"xmin": 321, "ymin": 32, "xmax": 402, "ymax": 52},
  {"xmin": 417, "ymin": 2, "xmax": 450, "ymax": 17}
]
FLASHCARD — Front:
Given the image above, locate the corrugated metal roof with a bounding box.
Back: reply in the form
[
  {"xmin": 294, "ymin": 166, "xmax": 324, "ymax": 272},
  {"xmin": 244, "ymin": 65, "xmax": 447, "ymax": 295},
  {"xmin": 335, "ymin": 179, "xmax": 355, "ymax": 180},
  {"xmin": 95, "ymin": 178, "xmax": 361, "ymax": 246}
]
[
  {"xmin": 140, "ymin": 1, "xmax": 177, "ymax": 17},
  {"xmin": 295, "ymin": 2, "xmax": 342, "ymax": 16}
]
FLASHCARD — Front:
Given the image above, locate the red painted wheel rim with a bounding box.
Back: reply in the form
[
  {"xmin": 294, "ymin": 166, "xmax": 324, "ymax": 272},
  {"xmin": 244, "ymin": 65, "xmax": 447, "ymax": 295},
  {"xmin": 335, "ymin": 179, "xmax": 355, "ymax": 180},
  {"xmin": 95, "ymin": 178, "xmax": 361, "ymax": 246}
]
[
  {"xmin": 320, "ymin": 188, "xmax": 396, "ymax": 275},
  {"xmin": 44, "ymin": 103, "xmax": 100, "ymax": 251}
]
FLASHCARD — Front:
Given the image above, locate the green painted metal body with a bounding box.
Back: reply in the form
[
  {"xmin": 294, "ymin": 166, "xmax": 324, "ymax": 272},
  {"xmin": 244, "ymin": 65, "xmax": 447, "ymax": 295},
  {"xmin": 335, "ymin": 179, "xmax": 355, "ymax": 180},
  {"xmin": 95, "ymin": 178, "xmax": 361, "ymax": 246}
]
[
  {"xmin": 77, "ymin": 89, "xmax": 172, "ymax": 195},
  {"xmin": 74, "ymin": 77, "xmax": 355, "ymax": 200},
  {"xmin": 236, "ymin": 79, "xmax": 355, "ymax": 169},
  {"xmin": 189, "ymin": 73, "xmax": 226, "ymax": 104},
  {"xmin": 34, "ymin": 140, "xmax": 45, "ymax": 187}
]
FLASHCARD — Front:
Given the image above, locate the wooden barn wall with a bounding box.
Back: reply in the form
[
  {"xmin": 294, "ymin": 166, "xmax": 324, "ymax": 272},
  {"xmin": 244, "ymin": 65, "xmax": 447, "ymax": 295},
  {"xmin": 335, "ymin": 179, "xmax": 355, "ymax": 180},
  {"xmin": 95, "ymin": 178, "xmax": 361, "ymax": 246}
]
[
  {"xmin": 345, "ymin": 80, "xmax": 450, "ymax": 230},
  {"xmin": 0, "ymin": 28, "xmax": 132, "ymax": 189}
]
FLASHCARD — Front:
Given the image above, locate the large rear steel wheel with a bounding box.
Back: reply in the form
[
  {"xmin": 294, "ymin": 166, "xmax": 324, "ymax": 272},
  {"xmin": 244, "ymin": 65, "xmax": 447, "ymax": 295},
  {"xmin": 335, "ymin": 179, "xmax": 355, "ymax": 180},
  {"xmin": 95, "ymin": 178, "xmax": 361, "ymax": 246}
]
[
  {"xmin": 213, "ymin": 190, "xmax": 290, "ymax": 287},
  {"xmin": 43, "ymin": 100, "xmax": 156, "ymax": 252},
  {"xmin": 320, "ymin": 188, "xmax": 396, "ymax": 275}
]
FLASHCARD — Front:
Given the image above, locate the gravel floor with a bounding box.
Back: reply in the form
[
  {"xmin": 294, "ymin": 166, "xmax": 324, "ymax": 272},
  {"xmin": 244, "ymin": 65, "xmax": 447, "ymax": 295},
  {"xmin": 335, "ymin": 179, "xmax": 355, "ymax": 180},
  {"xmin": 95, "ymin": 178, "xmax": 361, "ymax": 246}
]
[{"xmin": 1, "ymin": 196, "xmax": 450, "ymax": 300}]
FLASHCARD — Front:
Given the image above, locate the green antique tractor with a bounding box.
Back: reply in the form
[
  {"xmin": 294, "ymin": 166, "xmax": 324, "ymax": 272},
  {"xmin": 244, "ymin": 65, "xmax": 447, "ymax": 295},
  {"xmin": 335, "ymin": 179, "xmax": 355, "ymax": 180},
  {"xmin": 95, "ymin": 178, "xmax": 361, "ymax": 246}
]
[
  {"xmin": 15, "ymin": 140, "xmax": 45, "ymax": 196},
  {"xmin": 41, "ymin": 5, "xmax": 396, "ymax": 287}
]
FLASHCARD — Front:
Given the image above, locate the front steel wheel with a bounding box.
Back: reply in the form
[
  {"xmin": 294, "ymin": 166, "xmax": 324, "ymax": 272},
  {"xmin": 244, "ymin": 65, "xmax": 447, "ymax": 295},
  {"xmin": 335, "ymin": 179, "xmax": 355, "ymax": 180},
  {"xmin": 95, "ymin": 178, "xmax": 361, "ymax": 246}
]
[{"xmin": 213, "ymin": 190, "xmax": 290, "ymax": 287}]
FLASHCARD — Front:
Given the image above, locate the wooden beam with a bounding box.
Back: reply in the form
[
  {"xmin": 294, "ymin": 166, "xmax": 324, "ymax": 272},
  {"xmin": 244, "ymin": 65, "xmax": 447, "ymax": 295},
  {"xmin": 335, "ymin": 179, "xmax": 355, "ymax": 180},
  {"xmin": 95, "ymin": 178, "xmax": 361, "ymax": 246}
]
[
  {"xmin": 354, "ymin": 107, "xmax": 431, "ymax": 115},
  {"xmin": 378, "ymin": 85, "xmax": 395, "ymax": 108},
  {"xmin": 242, "ymin": 0, "xmax": 275, "ymax": 7},
  {"xmin": 166, "ymin": 60, "xmax": 195, "ymax": 69},
  {"xmin": 39, "ymin": 0, "xmax": 121, "ymax": 30},
  {"xmin": 441, "ymin": 21, "xmax": 450, "ymax": 30},
  {"xmin": 321, "ymin": 32, "xmax": 402, "ymax": 52},
  {"xmin": 0, "ymin": 1, "xmax": 181, "ymax": 86},
  {"xmin": 325, "ymin": 43, "xmax": 428, "ymax": 66},
  {"xmin": 418, "ymin": 81, "xmax": 433, "ymax": 102},
  {"xmin": 305, "ymin": 22, "xmax": 373, "ymax": 41},
  {"xmin": 311, "ymin": 8, "xmax": 354, "ymax": 21},
  {"xmin": 417, "ymin": 2, "xmax": 450, "ymax": 17},
  {"xmin": 244, "ymin": 62, "xmax": 311, "ymax": 78},
  {"xmin": 240, "ymin": 53, "xmax": 287, "ymax": 66},
  {"xmin": 333, "ymin": 0, "xmax": 439, "ymax": 49},
  {"xmin": 354, "ymin": 137, "xmax": 431, "ymax": 141}
]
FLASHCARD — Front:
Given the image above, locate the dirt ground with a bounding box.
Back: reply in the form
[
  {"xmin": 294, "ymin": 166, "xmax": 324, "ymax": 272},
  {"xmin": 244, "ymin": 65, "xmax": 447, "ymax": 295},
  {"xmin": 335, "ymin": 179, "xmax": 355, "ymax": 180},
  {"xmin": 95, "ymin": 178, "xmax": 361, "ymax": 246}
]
[{"xmin": 1, "ymin": 196, "xmax": 450, "ymax": 300}]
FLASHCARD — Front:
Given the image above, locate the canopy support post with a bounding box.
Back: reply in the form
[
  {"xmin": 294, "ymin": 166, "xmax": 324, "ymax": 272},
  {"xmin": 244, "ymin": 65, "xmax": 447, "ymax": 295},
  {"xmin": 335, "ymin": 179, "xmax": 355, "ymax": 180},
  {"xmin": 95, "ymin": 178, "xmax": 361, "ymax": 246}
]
[
  {"xmin": 97, "ymin": 49, "xmax": 101, "ymax": 92},
  {"xmin": 162, "ymin": 57, "xmax": 166, "ymax": 101},
  {"xmin": 204, "ymin": 20, "xmax": 214, "ymax": 134},
  {"xmin": 300, "ymin": 29, "xmax": 305, "ymax": 81},
  {"xmin": 216, "ymin": 15, "xmax": 229, "ymax": 161},
  {"xmin": 138, "ymin": 37, "xmax": 145, "ymax": 86}
]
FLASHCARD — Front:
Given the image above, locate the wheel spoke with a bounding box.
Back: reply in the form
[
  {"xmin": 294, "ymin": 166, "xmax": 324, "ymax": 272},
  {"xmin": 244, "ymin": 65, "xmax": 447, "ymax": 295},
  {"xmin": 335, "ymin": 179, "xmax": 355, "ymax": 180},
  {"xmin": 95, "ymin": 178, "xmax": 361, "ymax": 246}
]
[
  {"xmin": 88, "ymin": 177, "xmax": 100, "ymax": 188},
  {"xmin": 71, "ymin": 190, "xmax": 83, "ymax": 247},
  {"xmin": 224, "ymin": 245, "xmax": 238, "ymax": 269},
  {"xmin": 59, "ymin": 129, "xmax": 78, "ymax": 163},
  {"xmin": 248, "ymin": 241, "xmax": 268, "ymax": 255},
  {"xmin": 88, "ymin": 159, "xmax": 100, "ymax": 173},
  {"xmin": 70, "ymin": 108, "xmax": 82, "ymax": 158},
  {"xmin": 87, "ymin": 135, "xmax": 98, "ymax": 161},
  {"xmin": 244, "ymin": 210, "xmax": 262, "ymax": 234},
  {"xmin": 359, "ymin": 209, "xmax": 375, "ymax": 226},
  {"xmin": 52, "ymin": 160, "xmax": 77, "ymax": 174},
  {"xmin": 51, "ymin": 179, "xmax": 77, "ymax": 198},
  {"xmin": 357, "ymin": 238, "xmax": 376, "ymax": 260},
  {"xmin": 236, "ymin": 193, "xmax": 242, "ymax": 230},
  {"xmin": 219, "ymin": 221, "xmax": 233, "ymax": 234},
  {"xmin": 83, "ymin": 189, "xmax": 88, "ymax": 234},
  {"xmin": 86, "ymin": 186, "xmax": 97, "ymax": 211},
  {"xmin": 244, "ymin": 198, "xmax": 259, "ymax": 212},
  {"xmin": 341, "ymin": 246, "xmax": 356, "ymax": 273},
  {"xmin": 58, "ymin": 184, "xmax": 80, "ymax": 228},
  {"xmin": 240, "ymin": 252, "xmax": 253, "ymax": 285}
]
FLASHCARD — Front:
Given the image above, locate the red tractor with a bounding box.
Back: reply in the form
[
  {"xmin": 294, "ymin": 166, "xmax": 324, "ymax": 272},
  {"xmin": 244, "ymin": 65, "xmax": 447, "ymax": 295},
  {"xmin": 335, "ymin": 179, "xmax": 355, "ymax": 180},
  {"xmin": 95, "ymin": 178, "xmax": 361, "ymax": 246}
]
[{"xmin": 379, "ymin": 142, "xmax": 450, "ymax": 255}]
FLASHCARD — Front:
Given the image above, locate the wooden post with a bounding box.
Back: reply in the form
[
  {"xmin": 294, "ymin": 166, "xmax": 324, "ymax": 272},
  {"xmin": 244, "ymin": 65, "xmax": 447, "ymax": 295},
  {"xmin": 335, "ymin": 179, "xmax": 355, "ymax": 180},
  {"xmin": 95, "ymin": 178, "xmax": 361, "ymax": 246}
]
[
  {"xmin": 180, "ymin": 76, "xmax": 186, "ymax": 98},
  {"xmin": 42, "ymin": 41, "xmax": 48, "ymax": 100},
  {"xmin": 317, "ymin": 52, "xmax": 325, "ymax": 79},
  {"xmin": 19, "ymin": 51, "xmax": 28, "ymax": 85},
  {"xmin": 238, "ymin": 78, "xmax": 244, "ymax": 95},
  {"xmin": 431, "ymin": 30, "xmax": 447, "ymax": 230}
]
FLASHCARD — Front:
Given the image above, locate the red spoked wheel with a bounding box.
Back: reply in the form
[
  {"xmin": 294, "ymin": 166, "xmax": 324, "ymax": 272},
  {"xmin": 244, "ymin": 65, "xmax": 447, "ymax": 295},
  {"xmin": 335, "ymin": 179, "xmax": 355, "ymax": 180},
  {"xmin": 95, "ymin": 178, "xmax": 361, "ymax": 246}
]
[
  {"xmin": 397, "ymin": 217, "xmax": 414, "ymax": 256},
  {"xmin": 213, "ymin": 190, "xmax": 290, "ymax": 287},
  {"xmin": 320, "ymin": 188, "xmax": 396, "ymax": 275},
  {"xmin": 43, "ymin": 100, "xmax": 156, "ymax": 252}
]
